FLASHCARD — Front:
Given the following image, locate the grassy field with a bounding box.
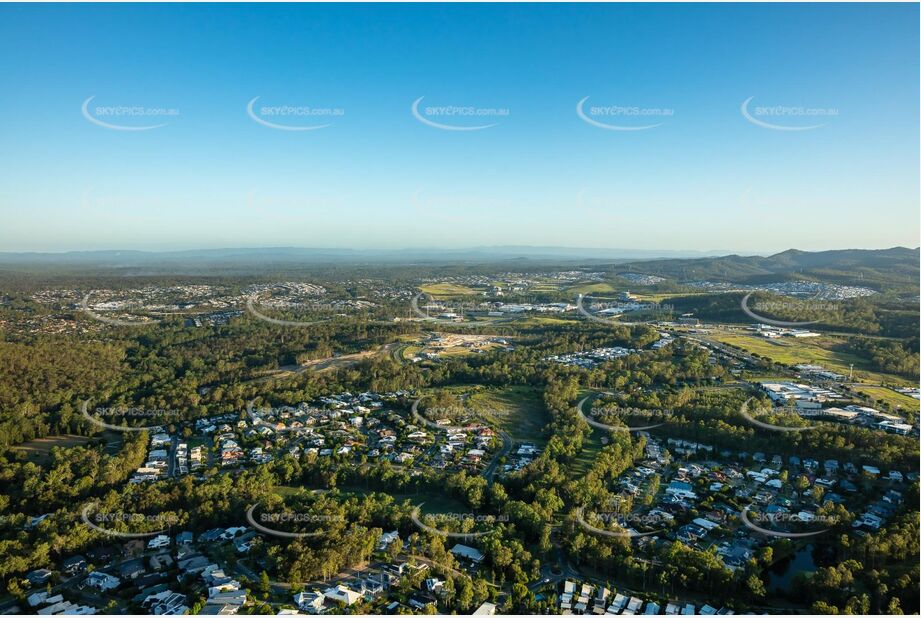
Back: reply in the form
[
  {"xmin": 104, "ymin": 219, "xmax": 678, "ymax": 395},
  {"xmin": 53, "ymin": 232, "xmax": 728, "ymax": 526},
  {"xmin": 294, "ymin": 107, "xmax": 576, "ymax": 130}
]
[
  {"xmin": 419, "ymin": 283, "xmax": 478, "ymax": 296},
  {"xmin": 708, "ymin": 331, "xmax": 913, "ymax": 386},
  {"xmin": 519, "ymin": 316, "xmax": 579, "ymax": 326},
  {"xmin": 567, "ymin": 282, "xmax": 616, "ymax": 295},
  {"xmin": 632, "ymin": 291, "xmax": 714, "ymax": 302},
  {"xmin": 569, "ymin": 429, "xmax": 605, "ymax": 479},
  {"xmin": 851, "ymin": 385, "xmax": 920, "ymax": 413},
  {"xmin": 465, "ymin": 385, "xmax": 551, "ymax": 446},
  {"xmin": 746, "ymin": 375, "xmax": 806, "ymax": 383},
  {"xmin": 400, "ymin": 344, "xmax": 422, "ymax": 360},
  {"xmin": 420, "ymin": 384, "xmax": 550, "ymax": 446},
  {"xmin": 11, "ymin": 432, "xmax": 122, "ymax": 464}
]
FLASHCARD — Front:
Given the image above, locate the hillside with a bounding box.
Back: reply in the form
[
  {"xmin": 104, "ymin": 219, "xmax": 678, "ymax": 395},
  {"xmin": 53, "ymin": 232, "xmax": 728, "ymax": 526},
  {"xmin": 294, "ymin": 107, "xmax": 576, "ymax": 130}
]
[{"xmin": 617, "ymin": 247, "xmax": 919, "ymax": 291}]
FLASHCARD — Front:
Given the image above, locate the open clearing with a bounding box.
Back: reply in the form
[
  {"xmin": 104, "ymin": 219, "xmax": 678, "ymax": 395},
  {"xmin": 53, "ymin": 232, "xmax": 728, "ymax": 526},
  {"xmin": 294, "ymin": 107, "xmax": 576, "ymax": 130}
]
[
  {"xmin": 254, "ymin": 343, "xmax": 402, "ymax": 381},
  {"xmin": 464, "ymin": 385, "xmax": 550, "ymax": 446},
  {"xmin": 407, "ymin": 332, "xmax": 509, "ymax": 360},
  {"xmin": 567, "ymin": 282, "xmax": 616, "ymax": 295},
  {"xmin": 851, "ymin": 385, "xmax": 920, "ymax": 413},
  {"xmin": 708, "ymin": 331, "xmax": 913, "ymax": 386},
  {"xmin": 419, "ymin": 283, "xmax": 478, "ymax": 297},
  {"xmin": 12, "ymin": 432, "xmax": 122, "ymax": 464},
  {"xmin": 420, "ymin": 384, "xmax": 550, "ymax": 446}
]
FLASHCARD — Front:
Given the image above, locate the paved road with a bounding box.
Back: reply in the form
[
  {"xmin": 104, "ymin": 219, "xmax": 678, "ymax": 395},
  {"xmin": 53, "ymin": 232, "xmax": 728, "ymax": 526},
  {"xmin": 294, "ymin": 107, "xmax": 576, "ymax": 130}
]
[
  {"xmin": 167, "ymin": 435, "xmax": 179, "ymax": 478},
  {"xmin": 482, "ymin": 430, "xmax": 512, "ymax": 484}
]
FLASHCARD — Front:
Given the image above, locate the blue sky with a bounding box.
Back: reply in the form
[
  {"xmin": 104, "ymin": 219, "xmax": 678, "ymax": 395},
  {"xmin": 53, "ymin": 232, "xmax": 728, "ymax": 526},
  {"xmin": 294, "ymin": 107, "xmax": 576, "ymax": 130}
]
[{"xmin": 0, "ymin": 3, "xmax": 918, "ymax": 253}]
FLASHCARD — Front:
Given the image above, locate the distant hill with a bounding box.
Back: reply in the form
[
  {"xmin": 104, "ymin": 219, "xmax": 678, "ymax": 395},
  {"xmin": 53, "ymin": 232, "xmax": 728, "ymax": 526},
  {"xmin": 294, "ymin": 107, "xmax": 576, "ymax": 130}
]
[
  {"xmin": 0, "ymin": 246, "xmax": 726, "ymax": 265},
  {"xmin": 0, "ymin": 246, "xmax": 915, "ymax": 290},
  {"xmin": 0, "ymin": 246, "xmax": 732, "ymax": 275},
  {"xmin": 617, "ymin": 247, "xmax": 919, "ymax": 290}
]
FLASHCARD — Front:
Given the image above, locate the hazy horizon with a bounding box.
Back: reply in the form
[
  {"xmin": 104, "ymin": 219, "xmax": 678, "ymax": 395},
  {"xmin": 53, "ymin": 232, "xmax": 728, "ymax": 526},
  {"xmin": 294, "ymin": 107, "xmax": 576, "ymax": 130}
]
[{"xmin": 1, "ymin": 243, "xmax": 918, "ymax": 262}]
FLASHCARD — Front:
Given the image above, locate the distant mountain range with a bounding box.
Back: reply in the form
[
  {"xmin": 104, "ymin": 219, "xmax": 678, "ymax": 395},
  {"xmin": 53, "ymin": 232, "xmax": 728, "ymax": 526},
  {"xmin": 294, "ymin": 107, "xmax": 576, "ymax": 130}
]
[
  {"xmin": 0, "ymin": 246, "xmax": 730, "ymax": 265},
  {"xmin": 618, "ymin": 247, "xmax": 919, "ymax": 290},
  {"xmin": 0, "ymin": 246, "xmax": 916, "ymax": 289}
]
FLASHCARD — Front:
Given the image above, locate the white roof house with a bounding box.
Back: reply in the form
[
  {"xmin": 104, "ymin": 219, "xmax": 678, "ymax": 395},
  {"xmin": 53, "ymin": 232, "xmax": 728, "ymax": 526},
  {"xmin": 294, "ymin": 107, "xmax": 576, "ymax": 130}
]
[
  {"xmin": 322, "ymin": 585, "xmax": 361, "ymax": 606},
  {"xmin": 450, "ymin": 543, "xmax": 485, "ymax": 563}
]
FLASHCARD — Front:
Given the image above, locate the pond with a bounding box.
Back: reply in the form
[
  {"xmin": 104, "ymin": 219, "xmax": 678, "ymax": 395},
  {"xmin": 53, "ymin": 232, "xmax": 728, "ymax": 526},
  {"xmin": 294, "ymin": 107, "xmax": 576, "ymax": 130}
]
[{"xmin": 766, "ymin": 544, "xmax": 819, "ymax": 594}]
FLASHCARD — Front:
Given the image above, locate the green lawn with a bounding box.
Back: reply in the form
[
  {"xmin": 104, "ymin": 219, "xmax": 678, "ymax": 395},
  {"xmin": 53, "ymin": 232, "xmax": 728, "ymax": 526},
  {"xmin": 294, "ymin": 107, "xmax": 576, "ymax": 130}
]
[
  {"xmin": 632, "ymin": 291, "xmax": 714, "ymax": 302},
  {"xmin": 569, "ymin": 429, "xmax": 605, "ymax": 479},
  {"xmin": 465, "ymin": 385, "xmax": 551, "ymax": 446},
  {"xmin": 567, "ymin": 282, "xmax": 616, "ymax": 295},
  {"xmin": 12, "ymin": 432, "xmax": 122, "ymax": 465},
  {"xmin": 852, "ymin": 385, "xmax": 920, "ymax": 413},
  {"xmin": 518, "ymin": 316, "xmax": 579, "ymax": 326},
  {"xmin": 708, "ymin": 332, "xmax": 914, "ymax": 386},
  {"xmin": 419, "ymin": 283, "xmax": 478, "ymax": 296},
  {"xmin": 420, "ymin": 384, "xmax": 551, "ymax": 446}
]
